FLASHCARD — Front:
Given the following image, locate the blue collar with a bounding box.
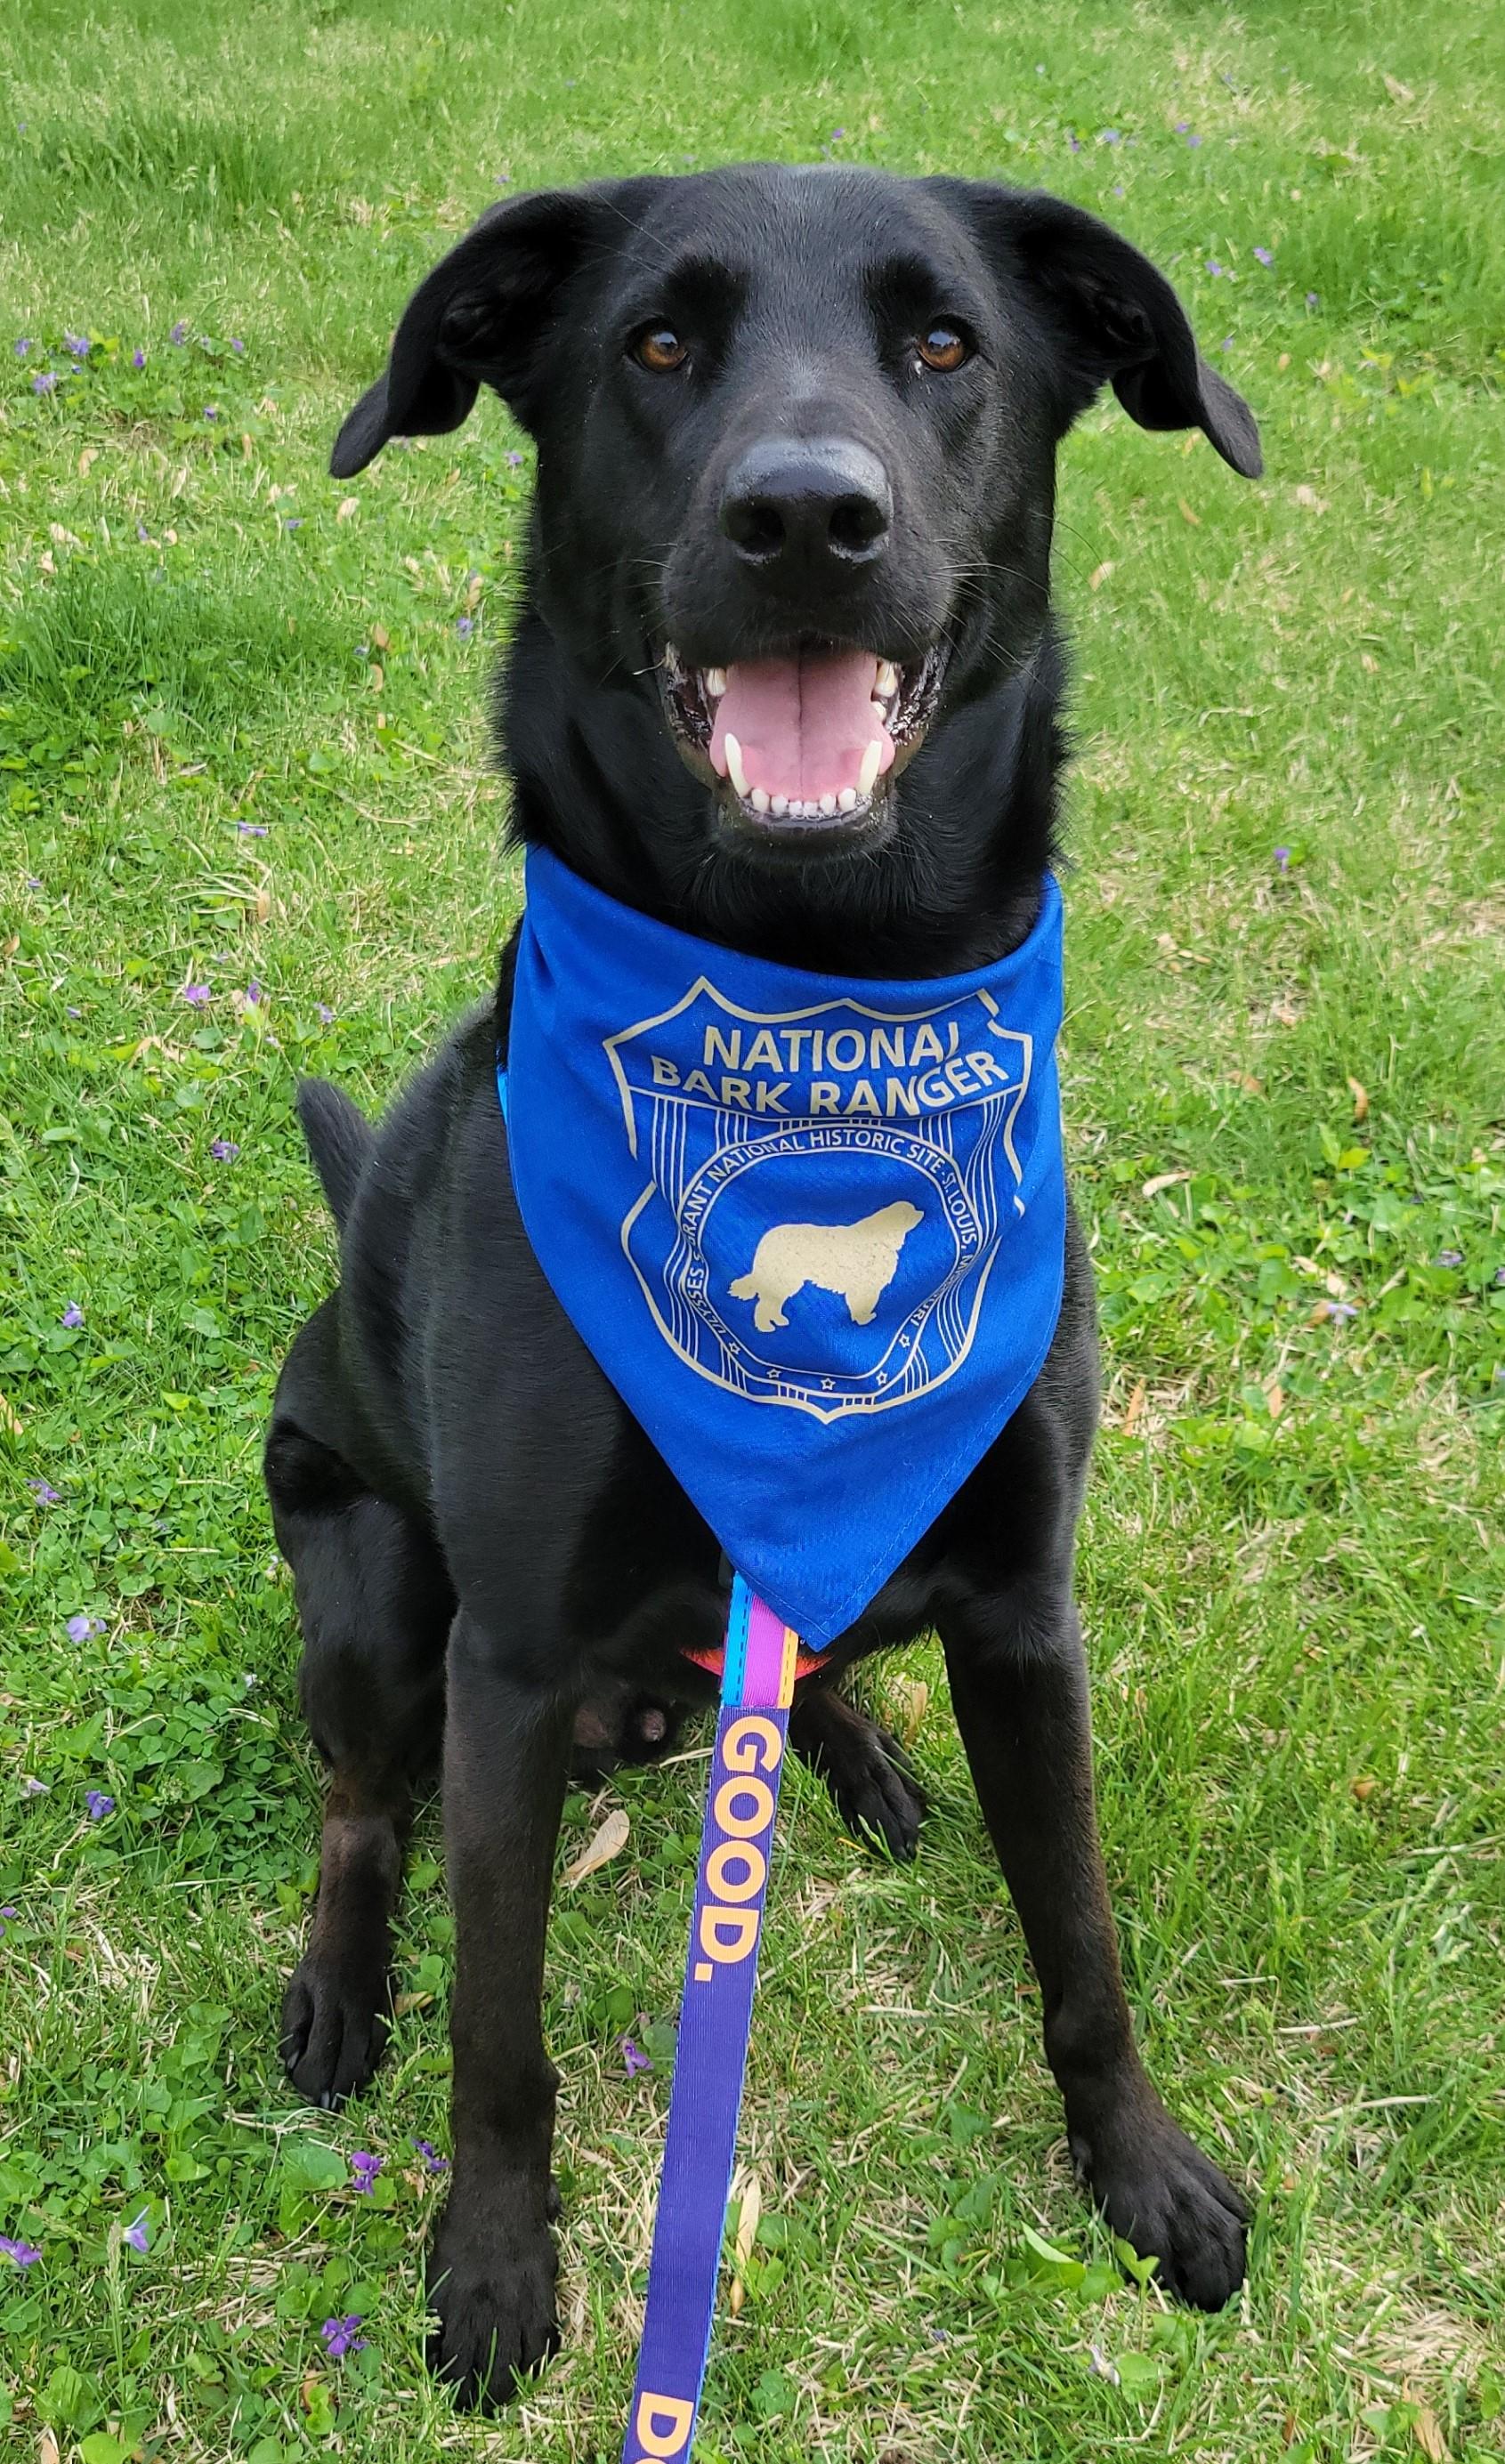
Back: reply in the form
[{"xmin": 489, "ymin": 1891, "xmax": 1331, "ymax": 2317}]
[{"xmin": 501, "ymin": 846, "xmax": 1067, "ymax": 1646}]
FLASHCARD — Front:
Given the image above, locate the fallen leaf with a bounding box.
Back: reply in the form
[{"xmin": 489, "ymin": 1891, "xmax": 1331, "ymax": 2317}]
[
  {"xmin": 1229, "ymin": 1071, "xmax": 1266, "ymax": 1095},
  {"xmin": 1383, "ymin": 72, "xmax": 1415, "ymax": 102},
  {"xmin": 1412, "ymin": 2403, "xmax": 1447, "ymax": 2460},
  {"xmin": 1177, "ymin": 497, "xmax": 1202, "ymax": 527},
  {"xmin": 336, "ymin": 496, "xmax": 360, "ymax": 521},
  {"xmin": 78, "ymin": 447, "xmax": 98, "ymax": 477},
  {"xmin": 562, "ymin": 1806, "xmax": 630, "ymax": 1887},
  {"xmin": 1265, "ymin": 1380, "xmax": 1285, "ymax": 1420},
  {"xmin": 1293, "ymin": 484, "xmax": 1329, "ymax": 513},
  {"xmin": 1122, "ymin": 1377, "xmax": 1147, "ymax": 1434},
  {"xmin": 887, "ymin": 1675, "xmax": 929, "ymax": 1749},
  {"xmin": 368, "ymin": 663, "xmax": 384, "ymax": 692},
  {"xmin": 393, "ymin": 1990, "xmax": 433, "ymax": 2016},
  {"xmin": 1141, "ymin": 1169, "xmax": 1190, "ymax": 1199},
  {"xmin": 1351, "ymin": 1775, "xmax": 1378, "ymax": 1802},
  {"xmin": 1347, "ymin": 1075, "xmax": 1370, "ymax": 1121},
  {"xmin": 730, "ymin": 2171, "xmax": 761, "ymax": 2315},
  {"xmin": 39, "ymin": 2432, "xmax": 61, "ymax": 2464},
  {"xmin": 1088, "ymin": 560, "xmax": 1115, "ymax": 590},
  {"xmin": 371, "ymin": 623, "xmax": 390, "ymax": 651},
  {"xmin": 0, "ymin": 1391, "xmax": 24, "ymax": 1437}
]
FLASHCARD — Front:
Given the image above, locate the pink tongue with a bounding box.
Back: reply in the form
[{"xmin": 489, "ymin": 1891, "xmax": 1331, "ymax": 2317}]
[{"xmin": 709, "ymin": 649, "xmax": 894, "ymax": 803}]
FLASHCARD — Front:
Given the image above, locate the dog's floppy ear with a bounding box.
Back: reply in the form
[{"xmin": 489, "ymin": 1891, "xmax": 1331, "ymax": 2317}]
[
  {"xmin": 330, "ymin": 182, "xmax": 646, "ymax": 480},
  {"xmin": 935, "ymin": 182, "xmax": 1262, "ymax": 480}
]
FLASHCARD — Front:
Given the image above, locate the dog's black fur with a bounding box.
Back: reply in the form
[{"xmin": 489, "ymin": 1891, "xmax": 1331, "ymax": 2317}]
[{"xmin": 266, "ymin": 166, "xmax": 1259, "ymax": 2410}]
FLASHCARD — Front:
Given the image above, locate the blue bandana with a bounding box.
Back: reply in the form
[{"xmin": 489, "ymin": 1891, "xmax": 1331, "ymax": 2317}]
[{"xmin": 504, "ymin": 847, "xmax": 1067, "ymax": 1647}]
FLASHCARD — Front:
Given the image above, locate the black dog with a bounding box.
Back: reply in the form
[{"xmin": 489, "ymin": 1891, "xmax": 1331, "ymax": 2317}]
[{"xmin": 265, "ymin": 165, "xmax": 1260, "ymax": 2411}]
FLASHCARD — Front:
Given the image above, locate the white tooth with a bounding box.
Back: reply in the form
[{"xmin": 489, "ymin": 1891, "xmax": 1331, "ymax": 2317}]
[
  {"xmin": 820, "ymin": 793, "xmax": 837, "ymax": 816},
  {"xmin": 751, "ymin": 787, "xmax": 770, "ymax": 812},
  {"xmin": 837, "ymin": 787, "xmax": 857, "ymax": 812},
  {"xmin": 724, "ymin": 733, "xmax": 749, "ymax": 798},
  {"xmin": 876, "ymin": 659, "xmax": 899, "ymax": 696},
  {"xmin": 857, "ymin": 739, "xmax": 882, "ymax": 798},
  {"xmin": 871, "ymin": 699, "xmax": 887, "ymax": 719},
  {"xmin": 771, "ymin": 794, "xmax": 789, "ymax": 816},
  {"xmin": 705, "ymin": 666, "xmax": 727, "ymax": 698}
]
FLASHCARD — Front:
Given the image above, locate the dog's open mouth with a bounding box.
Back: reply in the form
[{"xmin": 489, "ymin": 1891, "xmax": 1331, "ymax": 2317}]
[{"xmin": 661, "ymin": 642, "xmax": 944, "ymax": 839}]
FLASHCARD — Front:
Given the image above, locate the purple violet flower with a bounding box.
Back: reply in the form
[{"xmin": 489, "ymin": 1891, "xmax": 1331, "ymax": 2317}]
[
  {"xmin": 1206, "ymin": 259, "xmax": 1226, "ymax": 278},
  {"xmin": 1186, "ymin": 131, "xmax": 1202, "ymax": 148},
  {"xmin": 1099, "ymin": 128, "xmax": 1121, "ymax": 144},
  {"xmin": 210, "ymin": 1139, "xmax": 240, "ymax": 1162},
  {"xmin": 0, "ymin": 2237, "xmax": 41, "ymax": 2268},
  {"xmin": 32, "ymin": 370, "xmax": 58, "ymax": 395},
  {"xmin": 132, "ymin": 347, "xmax": 146, "ymax": 368},
  {"xmin": 412, "ymin": 2137, "xmax": 449, "ymax": 2173},
  {"xmin": 1436, "ymin": 1249, "xmax": 1463, "ymax": 1269},
  {"xmin": 68, "ymin": 1614, "xmax": 101, "ymax": 1642},
  {"xmin": 620, "ymin": 2034, "xmax": 653, "ymax": 2078},
  {"xmin": 1306, "ymin": 290, "xmax": 1320, "ymax": 309},
  {"xmin": 124, "ymin": 2210, "xmax": 150, "ymax": 2253},
  {"xmin": 243, "ymin": 981, "xmax": 262, "ymax": 1006},
  {"xmin": 169, "ymin": 320, "xmax": 188, "ymax": 345},
  {"xmin": 181, "ymin": 983, "xmax": 212, "ymax": 1006},
  {"xmin": 1327, "ymin": 1301, "xmax": 1358, "ymax": 1326},
  {"xmin": 1274, "ymin": 846, "xmax": 1291, "ymax": 871},
  {"xmin": 20, "ymin": 1777, "xmax": 49, "ymax": 1799},
  {"xmin": 1066, "ymin": 132, "xmax": 1082, "ymax": 152},
  {"xmin": 1253, "ymin": 245, "xmax": 1274, "ymax": 266},
  {"xmin": 64, "ymin": 332, "xmax": 90, "ymax": 359},
  {"xmin": 350, "ymin": 2151, "xmax": 382, "ymax": 2194},
  {"xmin": 28, "ymin": 1477, "xmax": 61, "ymax": 1504},
  {"xmin": 318, "ymin": 1003, "xmax": 336, "ymax": 1025},
  {"xmin": 231, "ymin": 337, "xmax": 244, "ymax": 353},
  {"xmin": 1174, "ymin": 119, "xmax": 1189, "ymax": 131},
  {"xmin": 85, "ymin": 1789, "xmax": 115, "ymax": 1820},
  {"xmin": 14, "ymin": 337, "xmax": 33, "ymax": 358},
  {"xmin": 204, "ymin": 405, "xmax": 218, "ymax": 421},
  {"xmin": 456, "ymin": 615, "xmax": 474, "ymax": 638},
  {"xmin": 830, "ymin": 126, "xmax": 846, "ymax": 141},
  {"xmin": 236, "ymin": 820, "xmax": 268, "ymax": 836},
  {"xmin": 321, "ymin": 2314, "xmax": 368, "ymax": 2360},
  {"xmin": 506, "ymin": 450, "xmax": 523, "ymax": 466},
  {"xmin": 0, "ymin": 1908, "xmax": 18, "ymax": 1937},
  {"xmin": 281, "ymin": 516, "xmax": 302, "ymax": 530},
  {"xmin": 61, "ymin": 1302, "xmax": 85, "ymax": 1329}
]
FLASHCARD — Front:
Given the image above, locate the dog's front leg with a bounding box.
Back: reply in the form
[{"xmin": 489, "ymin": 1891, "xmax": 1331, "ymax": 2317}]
[
  {"xmin": 427, "ymin": 1606, "xmax": 575, "ymax": 2411},
  {"xmin": 941, "ymin": 1592, "xmax": 1248, "ymax": 2311}
]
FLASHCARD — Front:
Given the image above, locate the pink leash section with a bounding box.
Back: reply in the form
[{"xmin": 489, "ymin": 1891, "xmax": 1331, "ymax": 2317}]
[{"xmin": 620, "ymin": 1576, "xmax": 806, "ymax": 2462}]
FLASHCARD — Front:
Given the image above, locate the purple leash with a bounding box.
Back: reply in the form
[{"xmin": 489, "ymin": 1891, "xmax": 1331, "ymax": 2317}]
[{"xmin": 621, "ymin": 1576, "xmax": 804, "ymax": 2462}]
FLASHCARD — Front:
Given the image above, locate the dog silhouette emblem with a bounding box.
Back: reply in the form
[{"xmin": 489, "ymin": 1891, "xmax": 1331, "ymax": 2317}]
[{"xmin": 728, "ymin": 1200, "xmax": 924, "ymax": 1333}]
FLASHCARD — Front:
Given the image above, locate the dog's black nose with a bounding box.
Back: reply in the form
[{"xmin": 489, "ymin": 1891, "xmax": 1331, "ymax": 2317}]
[{"xmin": 719, "ymin": 436, "xmax": 892, "ymax": 577}]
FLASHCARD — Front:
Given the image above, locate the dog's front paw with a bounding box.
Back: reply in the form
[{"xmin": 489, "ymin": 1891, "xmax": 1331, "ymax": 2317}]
[
  {"xmin": 426, "ymin": 2202, "xmax": 560, "ymax": 2412},
  {"xmin": 280, "ymin": 1949, "xmax": 388, "ymax": 2109},
  {"xmin": 1072, "ymin": 2095, "xmax": 1248, "ymax": 2312}
]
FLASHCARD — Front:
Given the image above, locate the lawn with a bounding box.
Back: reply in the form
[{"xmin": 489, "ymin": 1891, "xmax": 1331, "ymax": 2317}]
[{"xmin": 1, "ymin": 0, "xmax": 1502, "ymax": 2457}]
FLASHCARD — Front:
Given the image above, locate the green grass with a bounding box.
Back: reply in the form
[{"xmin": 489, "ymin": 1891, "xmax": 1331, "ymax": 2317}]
[{"xmin": 2, "ymin": 0, "xmax": 1502, "ymax": 2456}]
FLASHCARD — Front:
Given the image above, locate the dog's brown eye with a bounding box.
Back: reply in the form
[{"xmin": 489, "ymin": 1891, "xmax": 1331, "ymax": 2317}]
[
  {"xmin": 916, "ymin": 324, "xmax": 970, "ymax": 373},
  {"xmin": 634, "ymin": 327, "xmax": 688, "ymax": 373}
]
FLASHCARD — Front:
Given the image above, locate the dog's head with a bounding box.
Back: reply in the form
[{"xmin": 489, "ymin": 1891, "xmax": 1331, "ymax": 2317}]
[{"xmin": 334, "ymin": 166, "xmax": 1258, "ymax": 897}]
